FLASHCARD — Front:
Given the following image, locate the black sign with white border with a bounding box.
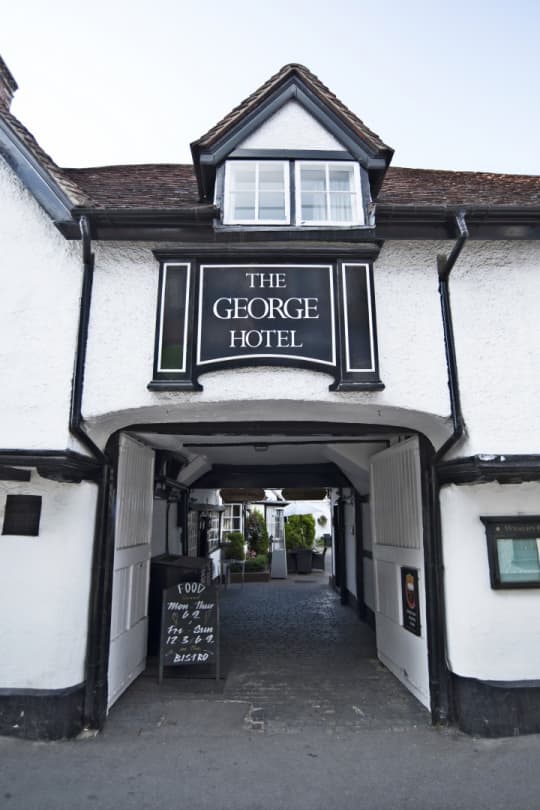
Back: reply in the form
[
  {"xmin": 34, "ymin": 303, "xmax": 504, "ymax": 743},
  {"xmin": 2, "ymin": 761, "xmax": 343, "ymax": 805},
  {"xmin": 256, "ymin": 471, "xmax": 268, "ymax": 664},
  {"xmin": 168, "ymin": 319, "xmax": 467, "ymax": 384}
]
[
  {"xmin": 197, "ymin": 264, "xmax": 336, "ymax": 367},
  {"xmin": 150, "ymin": 258, "xmax": 383, "ymax": 392}
]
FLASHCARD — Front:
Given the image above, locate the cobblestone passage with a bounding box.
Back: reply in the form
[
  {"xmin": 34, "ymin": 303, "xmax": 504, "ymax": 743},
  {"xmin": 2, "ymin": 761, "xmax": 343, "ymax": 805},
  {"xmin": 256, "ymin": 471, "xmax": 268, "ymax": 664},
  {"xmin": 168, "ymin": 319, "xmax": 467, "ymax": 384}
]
[
  {"xmin": 108, "ymin": 577, "xmax": 428, "ymax": 736},
  {"xmin": 219, "ymin": 579, "xmax": 428, "ymax": 733}
]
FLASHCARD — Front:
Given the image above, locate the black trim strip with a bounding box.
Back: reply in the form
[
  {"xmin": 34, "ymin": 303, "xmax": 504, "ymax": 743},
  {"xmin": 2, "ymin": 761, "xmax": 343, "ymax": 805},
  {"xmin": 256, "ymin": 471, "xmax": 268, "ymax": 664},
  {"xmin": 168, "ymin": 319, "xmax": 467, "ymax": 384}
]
[
  {"xmin": 182, "ymin": 439, "xmax": 389, "ymax": 448},
  {"xmin": 0, "ymin": 117, "xmax": 75, "ymax": 224},
  {"xmin": 0, "ymin": 465, "xmax": 31, "ymax": 481},
  {"xmin": 452, "ymin": 674, "xmax": 540, "ymax": 737},
  {"xmin": 127, "ymin": 420, "xmax": 407, "ymax": 437},
  {"xmin": 227, "ymin": 148, "xmax": 355, "ymax": 160},
  {"xmin": 153, "ymin": 243, "xmax": 381, "ymax": 259},
  {"xmin": 0, "ymin": 683, "xmax": 85, "ymax": 740},
  {"xmin": 0, "ymin": 450, "xmax": 102, "ymax": 482},
  {"xmin": 438, "ymin": 455, "xmax": 540, "ymax": 484}
]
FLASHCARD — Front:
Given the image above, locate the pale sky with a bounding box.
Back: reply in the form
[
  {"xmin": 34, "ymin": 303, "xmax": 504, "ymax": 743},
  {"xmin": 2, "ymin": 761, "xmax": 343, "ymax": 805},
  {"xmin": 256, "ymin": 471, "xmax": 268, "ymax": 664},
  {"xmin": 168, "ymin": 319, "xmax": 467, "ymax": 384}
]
[{"xmin": 1, "ymin": 0, "xmax": 538, "ymax": 174}]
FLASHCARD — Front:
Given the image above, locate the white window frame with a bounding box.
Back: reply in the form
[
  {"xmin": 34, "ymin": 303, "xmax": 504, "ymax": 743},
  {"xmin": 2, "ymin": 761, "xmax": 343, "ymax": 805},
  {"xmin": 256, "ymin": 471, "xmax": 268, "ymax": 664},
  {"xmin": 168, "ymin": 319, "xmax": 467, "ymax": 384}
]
[
  {"xmin": 223, "ymin": 160, "xmax": 290, "ymax": 225},
  {"xmin": 222, "ymin": 503, "xmax": 243, "ymax": 540},
  {"xmin": 294, "ymin": 161, "xmax": 363, "ymax": 226}
]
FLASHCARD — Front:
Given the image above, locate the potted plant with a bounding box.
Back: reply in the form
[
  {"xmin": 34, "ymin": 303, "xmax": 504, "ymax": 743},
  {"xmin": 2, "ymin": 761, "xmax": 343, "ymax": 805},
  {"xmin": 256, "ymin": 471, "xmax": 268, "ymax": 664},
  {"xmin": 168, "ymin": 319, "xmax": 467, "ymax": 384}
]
[
  {"xmin": 245, "ymin": 510, "xmax": 269, "ymax": 556},
  {"xmin": 285, "ymin": 514, "xmax": 316, "ymax": 574},
  {"xmin": 224, "ymin": 531, "xmax": 245, "ymax": 558}
]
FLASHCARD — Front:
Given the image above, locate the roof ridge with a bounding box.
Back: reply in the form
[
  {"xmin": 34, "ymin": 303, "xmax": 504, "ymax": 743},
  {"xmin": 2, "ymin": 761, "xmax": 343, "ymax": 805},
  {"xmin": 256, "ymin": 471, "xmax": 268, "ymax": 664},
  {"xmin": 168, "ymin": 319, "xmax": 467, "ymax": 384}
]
[
  {"xmin": 388, "ymin": 165, "xmax": 540, "ymax": 180},
  {"xmin": 193, "ymin": 63, "xmax": 391, "ymax": 155}
]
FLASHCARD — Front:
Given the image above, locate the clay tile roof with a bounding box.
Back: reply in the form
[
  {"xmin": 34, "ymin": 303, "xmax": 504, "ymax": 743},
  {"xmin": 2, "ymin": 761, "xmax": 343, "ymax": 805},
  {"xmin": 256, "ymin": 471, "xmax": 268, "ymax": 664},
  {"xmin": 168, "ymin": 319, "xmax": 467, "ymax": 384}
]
[
  {"xmin": 379, "ymin": 167, "xmax": 540, "ymax": 207},
  {"xmin": 0, "ymin": 55, "xmax": 18, "ymax": 101},
  {"xmin": 63, "ymin": 164, "xmax": 200, "ymax": 209},
  {"xmin": 193, "ymin": 63, "xmax": 391, "ymax": 155},
  {"xmin": 0, "ymin": 108, "xmax": 92, "ymax": 207},
  {"xmin": 62, "ymin": 163, "xmax": 540, "ymax": 211}
]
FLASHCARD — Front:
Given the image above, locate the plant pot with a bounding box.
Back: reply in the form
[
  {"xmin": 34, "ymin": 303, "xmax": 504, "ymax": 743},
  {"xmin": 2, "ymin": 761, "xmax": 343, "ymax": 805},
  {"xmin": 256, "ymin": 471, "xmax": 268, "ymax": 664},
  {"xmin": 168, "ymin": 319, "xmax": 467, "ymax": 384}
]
[
  {"xmin": 230, "ymin": 571, "xmax": 270, "ymax": 583},
  {"xmin": 295, "ymin": 548, "xmax": 313, "ymax": 575}
]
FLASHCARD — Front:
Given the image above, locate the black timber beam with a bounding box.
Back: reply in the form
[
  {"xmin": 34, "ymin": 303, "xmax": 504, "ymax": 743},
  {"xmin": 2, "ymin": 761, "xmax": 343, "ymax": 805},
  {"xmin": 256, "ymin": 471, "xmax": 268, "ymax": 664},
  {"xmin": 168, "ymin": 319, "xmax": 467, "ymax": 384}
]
[
  {"xmin": 437, "ymin": 455, "xmax": 540, "ymax": 485},
  {"xmin": 0, "ymin": 450, "xmax": 102, "ymax": 483},
  {"xmin": 0, "ymin": 466, "xmax": 31, "ymax": 482},
  {"xmin": 129, "ymin": 421, "xmax": 406, "ymax": 438},
  {"xmin": 192, "ymin": 463, "xmax": 351, "ymax": 488}
]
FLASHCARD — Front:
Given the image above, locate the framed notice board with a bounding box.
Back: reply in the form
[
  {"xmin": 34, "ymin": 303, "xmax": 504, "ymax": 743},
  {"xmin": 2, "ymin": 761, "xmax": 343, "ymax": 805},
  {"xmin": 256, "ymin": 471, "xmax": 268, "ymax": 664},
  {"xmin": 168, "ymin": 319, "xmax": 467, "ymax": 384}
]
[
  {"xmin": 159, "ymin": 581, "xmax": 220, "ymax": 681},
  {"xmin": 401, "ymin": 567, "xmax": 421, "ymax": 636}
]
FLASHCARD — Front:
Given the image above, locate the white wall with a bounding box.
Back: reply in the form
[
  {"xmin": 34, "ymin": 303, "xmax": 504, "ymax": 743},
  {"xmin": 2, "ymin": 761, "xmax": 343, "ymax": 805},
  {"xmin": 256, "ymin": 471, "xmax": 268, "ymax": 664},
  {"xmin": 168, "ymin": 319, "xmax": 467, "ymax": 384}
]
[
  {"xmin": 0, "ymin": 159, "xmax": 81, "ymax": 450},
  {"xmin": 238, "ymin": 100, "xmax": 346, "ymax": 151},
  {"xmin": 441, "ymin": 481, "xmax": 540, "ymax": 681},
  {"xmin": 0, "ymin": 474, "xmax": 97, "ymax": 689},
  {"xmin": 448, "ymin": 241, "xmax": 540, "ymax": 457},
  {"xmin": 82, "ymin": 240, "xmax": 456, "ymax": 451}
]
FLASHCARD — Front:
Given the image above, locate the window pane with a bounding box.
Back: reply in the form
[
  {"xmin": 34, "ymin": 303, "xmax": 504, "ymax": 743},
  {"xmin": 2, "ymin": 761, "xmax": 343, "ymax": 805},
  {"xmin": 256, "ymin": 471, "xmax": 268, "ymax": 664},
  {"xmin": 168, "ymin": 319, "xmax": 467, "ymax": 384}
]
[
  {"xmin": 301, "ymin": 167, "xmax": 326, "ymax": 191},
  {"xmin": 259, "ymin": 165, "xmax": 284, "ymax": 190},
  {"xmin": 232, "ymin": 192, "xmax": 256, "ymax": 220},
  {"xmin": 259, "ymin": 191, "xmax": 286, "ymax": 220},
  {"xmin": 329, "ymin": 167, "xmax": 353, "ymax": 191},
  {"xmin": 231, "ymin": 165, "xmax": 256, "ymax": 190},
  {"xmin": 497, "ymin": 537, "xmax": 540, "ymax": 583},
  {"xmin": 301, "ymin": 191, "xmax": 327, "ymax": 221},
  {"xmin": 329, "ymin": 192, "xmax": 353, "ymax": 222}
]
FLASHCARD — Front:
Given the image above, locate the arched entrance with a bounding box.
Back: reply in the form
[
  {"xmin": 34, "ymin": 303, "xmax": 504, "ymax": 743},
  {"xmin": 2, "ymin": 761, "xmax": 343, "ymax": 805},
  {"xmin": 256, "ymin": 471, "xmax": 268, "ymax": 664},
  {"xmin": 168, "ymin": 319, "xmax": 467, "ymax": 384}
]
[{"xmin": 83, "ymin": 410, "xmax": 448, "ymax": 733}]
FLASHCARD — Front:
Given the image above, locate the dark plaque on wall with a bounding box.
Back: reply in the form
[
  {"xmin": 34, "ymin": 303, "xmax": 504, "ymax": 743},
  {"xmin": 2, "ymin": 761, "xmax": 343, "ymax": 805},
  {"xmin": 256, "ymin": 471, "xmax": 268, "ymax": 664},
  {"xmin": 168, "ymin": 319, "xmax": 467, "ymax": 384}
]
[
  {"xmin": 401, "ymin": 567, "xmax": 421, "ymax": 636},
  {"xmin": 150, "ymin": 257, "xmax": 384, "ymax": 391},
  {"xmin": 159, "ymin": 581, "xmax": 220, "ymax": 681}
]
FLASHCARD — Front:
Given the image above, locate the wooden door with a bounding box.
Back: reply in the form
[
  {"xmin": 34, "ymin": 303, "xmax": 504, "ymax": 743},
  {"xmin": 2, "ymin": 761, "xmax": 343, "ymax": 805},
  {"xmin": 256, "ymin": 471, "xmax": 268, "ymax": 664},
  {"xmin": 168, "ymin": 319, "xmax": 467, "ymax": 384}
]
[
  {"xmin": 370, "ymin": 436, "xmax": 430, "ymax": 708},
  {"xmin": 107, "ymin": 434, "xmax": 155, "ymax": 709}
]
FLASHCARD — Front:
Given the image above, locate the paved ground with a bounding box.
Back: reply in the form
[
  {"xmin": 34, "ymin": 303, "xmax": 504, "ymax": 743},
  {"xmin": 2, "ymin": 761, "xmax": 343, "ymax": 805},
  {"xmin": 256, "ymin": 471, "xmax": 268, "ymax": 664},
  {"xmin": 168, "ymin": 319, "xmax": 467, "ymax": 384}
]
[{"xmin": 1, "ymin": 577, "xmax": 540, "ymax": 810}]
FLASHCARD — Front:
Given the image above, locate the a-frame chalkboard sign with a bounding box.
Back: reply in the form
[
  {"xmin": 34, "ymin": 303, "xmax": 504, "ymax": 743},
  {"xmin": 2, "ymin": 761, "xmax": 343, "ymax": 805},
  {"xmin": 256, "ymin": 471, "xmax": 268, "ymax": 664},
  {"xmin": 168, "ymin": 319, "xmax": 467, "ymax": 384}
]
[{"xmin": 159, "ymin": 581, "xmax": 220, "ymax": 682}]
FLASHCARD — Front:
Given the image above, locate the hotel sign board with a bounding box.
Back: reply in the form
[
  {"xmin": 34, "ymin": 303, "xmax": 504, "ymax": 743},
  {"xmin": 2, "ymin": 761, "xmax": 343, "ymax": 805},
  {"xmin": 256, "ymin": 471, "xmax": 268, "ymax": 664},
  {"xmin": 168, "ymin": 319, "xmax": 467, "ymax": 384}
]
[
  {"xmin": 197, "ymin": 265, "xmax": 335, "ymax": 367},
  {"xmin": 151, "ymin": 260, "xmax": 382, "ymax": 392}
]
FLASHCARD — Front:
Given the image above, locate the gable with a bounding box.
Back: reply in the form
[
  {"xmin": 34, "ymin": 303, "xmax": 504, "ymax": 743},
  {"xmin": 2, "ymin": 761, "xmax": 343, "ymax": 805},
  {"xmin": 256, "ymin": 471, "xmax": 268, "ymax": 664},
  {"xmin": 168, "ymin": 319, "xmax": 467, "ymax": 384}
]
[
  {"xmin": 191, "ymin": 64, "xmax": 393, "ymax": 201},
  {"xmin": 237, "ymin": 100, "xmax": 346, "ymax": 152}
]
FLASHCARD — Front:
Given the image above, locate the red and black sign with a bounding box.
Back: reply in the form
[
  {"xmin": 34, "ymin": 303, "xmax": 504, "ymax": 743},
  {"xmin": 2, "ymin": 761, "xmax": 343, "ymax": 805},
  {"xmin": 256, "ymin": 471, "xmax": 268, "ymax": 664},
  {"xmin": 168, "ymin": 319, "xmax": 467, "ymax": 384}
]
[{"xmin": 401, "ymin": 567, "xmax": 421, "ymax": 636}]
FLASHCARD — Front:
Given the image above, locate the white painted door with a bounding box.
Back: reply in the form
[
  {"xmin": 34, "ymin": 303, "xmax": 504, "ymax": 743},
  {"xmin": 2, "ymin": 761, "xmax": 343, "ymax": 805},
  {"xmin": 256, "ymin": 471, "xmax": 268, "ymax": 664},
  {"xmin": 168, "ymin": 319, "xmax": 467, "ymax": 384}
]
[
  {"xmin": 370, "ymin": 436, "xmax": 430, "ymax": 708},
  {"xmin": 107, "ymin": 433, "xmax": 155, "ymax": 709}
]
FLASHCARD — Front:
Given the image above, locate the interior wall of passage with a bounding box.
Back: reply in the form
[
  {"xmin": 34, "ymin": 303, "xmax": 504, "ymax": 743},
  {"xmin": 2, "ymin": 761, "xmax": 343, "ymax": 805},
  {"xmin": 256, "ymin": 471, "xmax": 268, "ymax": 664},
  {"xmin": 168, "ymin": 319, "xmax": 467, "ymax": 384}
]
[
  {"xmin": 362, "ymin": 503, "xmax": 376, "ymax": 612},
  {"xmin": 441, "ymin": 481, "xmax": 540, "ymax": 681},
  {"xmin": 343, "ymin": 493, "xmax": 357, "ymax": 597},
  {"xmin": 0, "ymin": 159, "xmax": 82, "ymax": 450},
  {"xmin": 0, "ymin": 474, "xmax": 97, "ymax": 689},
  {"xmin": 151, "ymin": 499, "xmax": 182, "ymax": 557}
]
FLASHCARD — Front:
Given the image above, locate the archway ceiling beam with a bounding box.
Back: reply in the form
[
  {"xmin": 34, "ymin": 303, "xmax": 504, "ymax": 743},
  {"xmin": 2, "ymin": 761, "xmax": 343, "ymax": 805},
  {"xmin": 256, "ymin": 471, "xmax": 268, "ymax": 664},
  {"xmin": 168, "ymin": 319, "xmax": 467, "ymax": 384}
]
[{"xmin": 192, "ymin": 463, "xmax": 351, "ymax": 489}]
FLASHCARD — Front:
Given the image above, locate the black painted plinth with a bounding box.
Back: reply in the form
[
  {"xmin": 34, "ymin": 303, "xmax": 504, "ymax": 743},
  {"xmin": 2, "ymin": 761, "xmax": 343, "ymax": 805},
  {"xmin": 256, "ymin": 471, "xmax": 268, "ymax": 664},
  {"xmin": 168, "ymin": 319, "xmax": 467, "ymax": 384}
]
[
  {"xmin": 0, "ymin": 684, "xmax": 85, "ymax": 740},
  {"xmin": 452, "ymin": 675, "xmax": 540, "ymax": 737}
]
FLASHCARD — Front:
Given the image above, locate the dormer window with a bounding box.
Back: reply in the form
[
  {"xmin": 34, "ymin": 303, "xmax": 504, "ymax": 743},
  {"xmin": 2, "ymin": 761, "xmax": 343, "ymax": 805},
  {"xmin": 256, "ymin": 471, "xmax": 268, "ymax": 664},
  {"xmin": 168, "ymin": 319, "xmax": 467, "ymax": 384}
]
[
  {"xmin": 224, "ymin": 161, "xmax": 290, "ymax": 224},
  {"xmin": 295, "ymin": 162, "xmax": 362, "ymax": 226},
  {"xmin": 222, "ymin": 159, "xmax": 364, "ymax": 227}
]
